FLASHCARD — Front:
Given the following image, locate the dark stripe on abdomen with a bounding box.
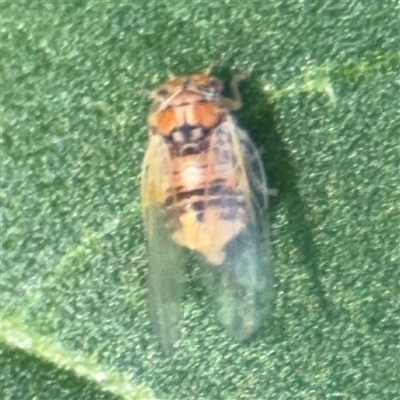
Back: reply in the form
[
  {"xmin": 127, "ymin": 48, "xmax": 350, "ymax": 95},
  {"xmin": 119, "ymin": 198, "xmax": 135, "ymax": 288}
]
[{"xmin": 165, "ymin": 182, "xmax": 245, "ymax": 223}]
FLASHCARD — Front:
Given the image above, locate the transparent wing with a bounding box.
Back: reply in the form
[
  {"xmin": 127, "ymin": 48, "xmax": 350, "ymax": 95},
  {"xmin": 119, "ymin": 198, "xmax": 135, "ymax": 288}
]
[
  {"xmin": 202, "ymin": 121, "xmax": 274, "ymax": 341},
  {"xmin": 141, "ymin": 135, "xmax": 187, "ymax": 351}
]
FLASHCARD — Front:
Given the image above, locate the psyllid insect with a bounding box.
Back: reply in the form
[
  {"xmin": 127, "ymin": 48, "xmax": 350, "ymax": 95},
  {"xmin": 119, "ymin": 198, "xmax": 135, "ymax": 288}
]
[{"xmin": 141, "ymin": 71, "xmax": 274, "ymax": 350}]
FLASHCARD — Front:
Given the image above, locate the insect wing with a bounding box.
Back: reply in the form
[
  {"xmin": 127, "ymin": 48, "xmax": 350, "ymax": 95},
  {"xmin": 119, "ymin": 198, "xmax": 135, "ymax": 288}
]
[
  {"xmin": 203, "ymin": 122, "xmax": 273, "ymax": 341},
  {"xmin": 141, "ymin": 135, "xmax": 187, "ymax": 351}
]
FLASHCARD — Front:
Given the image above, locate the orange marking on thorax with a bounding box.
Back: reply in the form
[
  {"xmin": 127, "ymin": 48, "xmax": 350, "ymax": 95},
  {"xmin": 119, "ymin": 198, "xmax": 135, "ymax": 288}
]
[
  {"xmin": 193, "ymin": 102, "xmax": 220, "ymax": 130},
  {"xmin": 149, "ymin": 90, "xmax": 223, "ymax": 136},
  {"xmin": 151, "ymin": 107, "xmax": 179, "ymax": 136}
]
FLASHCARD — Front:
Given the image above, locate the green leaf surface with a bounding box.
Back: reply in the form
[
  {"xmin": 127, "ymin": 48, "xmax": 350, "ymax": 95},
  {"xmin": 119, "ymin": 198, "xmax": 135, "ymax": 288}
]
[{"xmin": 2, "ymin": 1, "xmax": 399, "ymax": 399}]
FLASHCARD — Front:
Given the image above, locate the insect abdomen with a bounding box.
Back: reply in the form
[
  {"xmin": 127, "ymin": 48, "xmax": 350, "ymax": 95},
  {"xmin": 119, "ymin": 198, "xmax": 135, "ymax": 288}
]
[{"xmin": 163, "ymin": 125, "xmax": 247, "ymax": 265}]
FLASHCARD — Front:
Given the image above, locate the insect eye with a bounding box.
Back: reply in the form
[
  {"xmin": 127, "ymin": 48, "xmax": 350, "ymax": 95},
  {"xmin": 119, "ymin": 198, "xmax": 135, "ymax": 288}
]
[
  {"xmin": 157, "ymin": 88, "xmax": 170, "ymax": 98},
  {"xmin": 209, "ymin": 78, "xmax": 223, "ymax": 93}
]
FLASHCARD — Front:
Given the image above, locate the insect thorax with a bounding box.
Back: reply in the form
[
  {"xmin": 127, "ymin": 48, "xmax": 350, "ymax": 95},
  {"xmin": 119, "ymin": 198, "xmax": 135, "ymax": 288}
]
[{"xmin": 164, "ymin": 123, "xmax": 212, "ymax": 158}]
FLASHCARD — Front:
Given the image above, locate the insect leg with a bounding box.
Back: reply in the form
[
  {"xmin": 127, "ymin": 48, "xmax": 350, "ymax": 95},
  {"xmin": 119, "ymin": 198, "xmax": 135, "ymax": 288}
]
[{"xmin": 221, "ymin": 73, "xmax": 250, "ymax": 111}]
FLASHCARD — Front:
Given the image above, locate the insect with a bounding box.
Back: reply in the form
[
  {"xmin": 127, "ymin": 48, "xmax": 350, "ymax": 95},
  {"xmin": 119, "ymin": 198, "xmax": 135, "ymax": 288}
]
[{"xmin": 141, "ymin": 71, "xmax": 274, "ymax": 350}]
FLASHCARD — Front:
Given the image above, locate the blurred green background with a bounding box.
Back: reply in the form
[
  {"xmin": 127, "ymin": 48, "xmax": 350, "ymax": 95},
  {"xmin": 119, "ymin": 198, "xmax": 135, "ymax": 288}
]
[{"xmin": 1, "ymin": 1, "xmax": 399, "ymax": 399}]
